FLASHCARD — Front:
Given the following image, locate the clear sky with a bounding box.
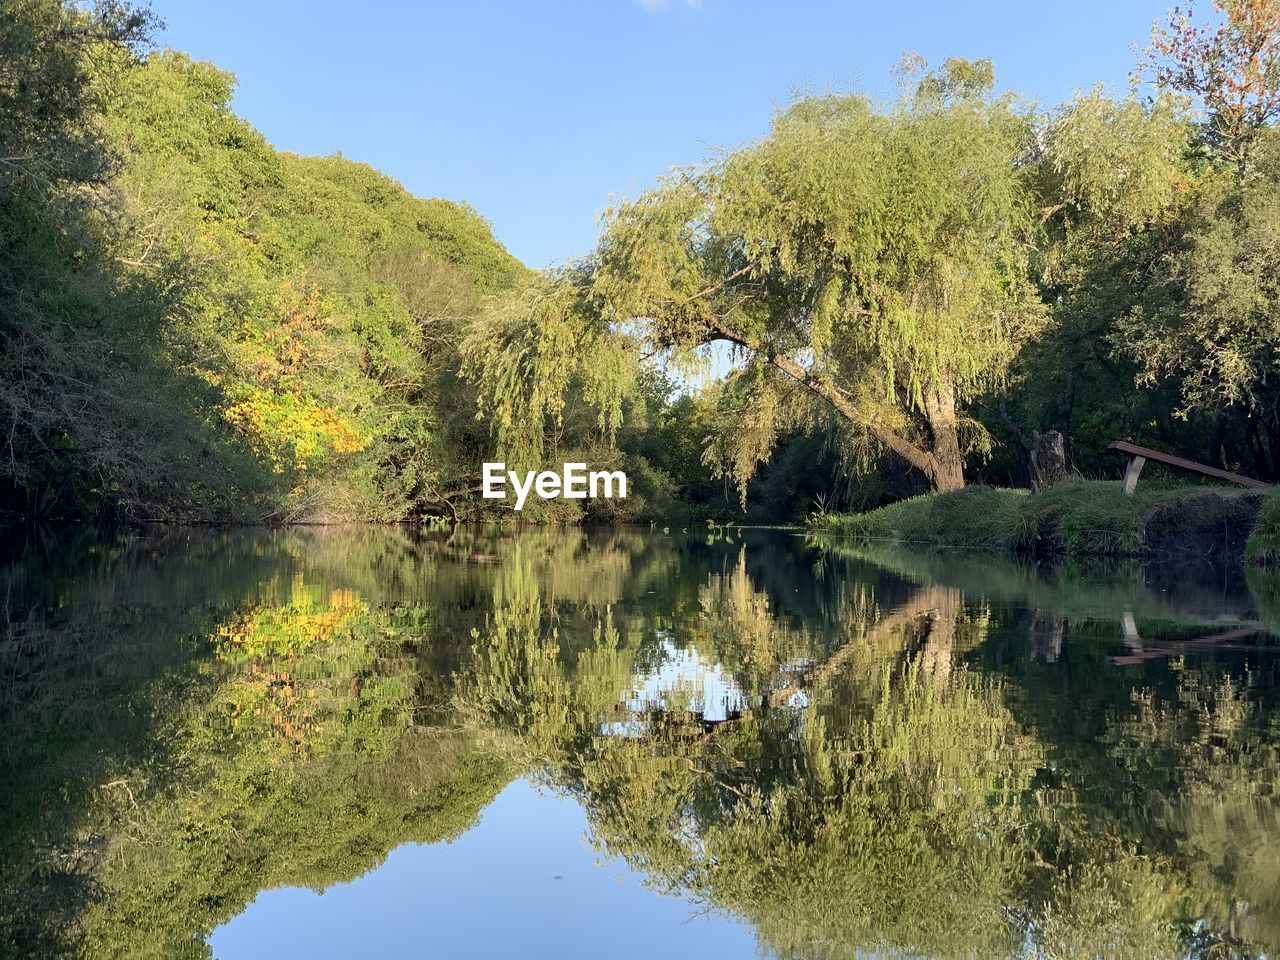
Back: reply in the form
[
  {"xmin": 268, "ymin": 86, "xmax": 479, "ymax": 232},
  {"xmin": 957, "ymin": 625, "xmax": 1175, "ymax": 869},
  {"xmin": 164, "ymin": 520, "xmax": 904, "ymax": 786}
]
[{"xmin": 146, "ymin": 0, "xmax": 1169, "ymax": 269}]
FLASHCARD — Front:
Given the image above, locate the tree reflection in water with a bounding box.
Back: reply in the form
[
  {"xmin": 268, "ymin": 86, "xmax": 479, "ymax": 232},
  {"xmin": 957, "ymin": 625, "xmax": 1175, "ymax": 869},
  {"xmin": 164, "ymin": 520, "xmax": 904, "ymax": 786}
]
[{"xmin": 2, "ymin": 525, "xmax": 1278, "ymax": 958}]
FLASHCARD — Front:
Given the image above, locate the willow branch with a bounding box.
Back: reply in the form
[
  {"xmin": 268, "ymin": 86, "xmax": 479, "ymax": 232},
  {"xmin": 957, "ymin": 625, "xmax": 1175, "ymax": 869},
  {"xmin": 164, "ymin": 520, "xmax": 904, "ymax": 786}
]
[{"xmin": 701, "ymin": 316, "xmax": 936, "ymax": 475}]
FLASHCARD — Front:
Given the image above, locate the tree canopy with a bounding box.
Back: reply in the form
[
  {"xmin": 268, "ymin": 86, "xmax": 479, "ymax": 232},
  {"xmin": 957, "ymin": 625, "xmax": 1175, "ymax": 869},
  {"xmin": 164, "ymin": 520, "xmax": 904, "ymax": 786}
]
[{"xmin": 465, "ymin": 28, "xmax": 1276, "ymax": 502}]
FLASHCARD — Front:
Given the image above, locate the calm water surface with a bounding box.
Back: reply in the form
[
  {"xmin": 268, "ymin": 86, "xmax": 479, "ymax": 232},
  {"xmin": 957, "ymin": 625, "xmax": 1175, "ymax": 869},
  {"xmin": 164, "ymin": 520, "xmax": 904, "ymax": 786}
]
[{"xmin": 2, "ymin": 525, "xmax": 1279, "ymax": 958}]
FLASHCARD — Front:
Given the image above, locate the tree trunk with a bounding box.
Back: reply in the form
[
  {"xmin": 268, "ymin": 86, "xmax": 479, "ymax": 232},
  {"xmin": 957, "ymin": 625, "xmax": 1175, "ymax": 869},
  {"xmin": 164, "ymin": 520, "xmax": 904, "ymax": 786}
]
[
  {"xmin": 1242, "ymin": 414, "xmax": 1268, "ymax": 479},
  {"xmin": 1208, "ymin": 411, "xmax": 1228, "ymax": 469},
  {"xmin": 704, "ymin": 319, "xmax": 966, "ymax": 492},
  {"xmin": 918, "ymin": 587, "xmax": 961, "ymax": 683},
  {"xmin": 922, "ymin": 381, "xmax": 965, "ymax": 492},
  {"xmin": 1264, "ymin": 415, "xmax": 1280, "ymax": 482}
]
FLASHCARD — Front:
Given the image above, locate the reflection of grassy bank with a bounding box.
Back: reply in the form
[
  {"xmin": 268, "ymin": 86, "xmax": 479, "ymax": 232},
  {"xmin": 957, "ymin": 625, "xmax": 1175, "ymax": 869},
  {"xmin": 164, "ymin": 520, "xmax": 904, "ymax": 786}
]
[
  {"xmin": 811, "ymin": 480, "xmax": 1269, "ymax": 560},
  {"xmin": 1248, "ymin": 566, "xmax": 1280, "ymax": 634},
  {"xmin": 812, "ymin": 535, "xmax": 1280, "ymax": 647}
]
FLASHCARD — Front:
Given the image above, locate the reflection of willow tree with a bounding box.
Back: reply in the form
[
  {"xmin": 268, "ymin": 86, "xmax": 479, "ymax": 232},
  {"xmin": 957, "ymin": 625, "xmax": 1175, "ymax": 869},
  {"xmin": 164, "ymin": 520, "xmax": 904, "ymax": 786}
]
[
  {"xmin": 821, "ymin": 540, "xmax": 1280, "ymax": 953},
  {"xmin": 675, "ymin": 546, "xmax": 966, "ymax": 702},
  {"xmin": 580, "ymin": 664, "xmax": 1043, "ymax": 959},
  {"xmin": 459, "ymin": 540, "xmax": 1278, "ymax": 958},
  {"xmin": 690, "ymin": 546, "xmax": 823, "ymax": 697},
  {"xmin": 1095, "ymin": 667, "xmax": 1280, "ymax": 951},
  {"xmin": 461, "ymin": 559, "xmax": 1018, "ymax": 956},
  {"xmin": 458, "ymin": 545, "xmax": 637, "ymax": 766}
]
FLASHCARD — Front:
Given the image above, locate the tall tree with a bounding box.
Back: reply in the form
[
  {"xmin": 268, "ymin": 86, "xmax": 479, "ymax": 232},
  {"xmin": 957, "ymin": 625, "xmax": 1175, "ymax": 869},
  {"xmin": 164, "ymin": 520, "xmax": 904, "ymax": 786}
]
[
  {"xmin": 0, "ymin": 0, "xmax": 153, "ymax": 194},
  {"xmin": 1011, "ymin": 88, "xmax": 1195, "ymax": 469},
  {"xmin": 471, "ymin": 60, "xmax": 1044, "ymax": 493},
  {"xmin": 1141, "ymin": 0, "xmax": 1280, "ymax": 178},
  {"xmin": 1115, "ymin": 141, "xmax": 1280, "ymax": 472},
  {"xmin": 0, "ymin": 0, "xmax": 164, "ymax": 517},
  {"xmin": 1123, "ymin": 1, "xmax": 1280, "ymax": 474}
]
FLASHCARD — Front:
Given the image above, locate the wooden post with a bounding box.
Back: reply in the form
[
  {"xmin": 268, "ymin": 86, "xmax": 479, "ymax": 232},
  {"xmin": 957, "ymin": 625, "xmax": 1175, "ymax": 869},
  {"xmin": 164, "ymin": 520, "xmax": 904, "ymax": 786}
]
[
  {"xmin": 1121, "ymin": 609, "xmax": 1140, "ymax": 647},
  {"xmin": 1122, "ymin": 455, "xmax": 1146, "ymax": 496}
]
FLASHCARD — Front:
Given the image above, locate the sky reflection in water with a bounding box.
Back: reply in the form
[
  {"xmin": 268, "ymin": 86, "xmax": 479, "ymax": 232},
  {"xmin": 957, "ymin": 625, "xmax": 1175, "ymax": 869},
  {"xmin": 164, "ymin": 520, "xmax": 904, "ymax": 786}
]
[{"xmin": 212, "ymin": 778, "xmax": 758, "ymax": 960}]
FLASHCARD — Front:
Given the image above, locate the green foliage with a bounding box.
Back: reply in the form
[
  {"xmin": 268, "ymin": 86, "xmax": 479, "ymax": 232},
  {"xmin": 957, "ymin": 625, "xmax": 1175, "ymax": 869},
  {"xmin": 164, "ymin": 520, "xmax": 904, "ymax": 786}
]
[
  {"xmin": 98, "ymin": 51, "xmax": 531, "ymax": 520},
  {"xmin": 1118, "ymin": 143, "xmax": 1280, "ymax": 415},
  {"xmin": 1008, "ymin": 1, "xmax": 1280, "ymax": 499},
  {"xmin": 2, "ymin": 15, "xmax": 529, "ymax": 522},
  {"xmin": 462, "ymin": 270, "xmax": 634, "ymax": 463},
  {"xmin": 1248, "ymin": 564, "xmax": 1280, "ymax": 633},
  {"xmin": 1140, "ymin": 0, "xmax": 1280, "ymax": 176},
  {"xmin": 1038, "ymin": 88, "xmax": 1193, "ymax": 265},
  {"xmin": 582, "ymin": 57, "xmax": 1045, "ymax": 494},
  {"xmin": 0, "ymin": 1, "xmax": 236, "ymax": 519},
  {"xmin": 0, "ymin": 0, "xmax": 153, "ymax": 194},
  {"xmin": 1247, "ymin": 492, "xmax": 1280, "ymax": 563}
]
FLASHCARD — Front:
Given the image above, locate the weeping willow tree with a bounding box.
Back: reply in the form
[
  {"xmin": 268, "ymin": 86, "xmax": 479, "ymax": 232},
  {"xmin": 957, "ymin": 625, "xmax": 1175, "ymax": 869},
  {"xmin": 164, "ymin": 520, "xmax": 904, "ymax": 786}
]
[
  {"xmin": 461, "ymin": 271, "xmax": 638, "ymax": 466},
  {"xmin": 467, "ymin": 58, "xmax": 1044, "ymax": 494}
]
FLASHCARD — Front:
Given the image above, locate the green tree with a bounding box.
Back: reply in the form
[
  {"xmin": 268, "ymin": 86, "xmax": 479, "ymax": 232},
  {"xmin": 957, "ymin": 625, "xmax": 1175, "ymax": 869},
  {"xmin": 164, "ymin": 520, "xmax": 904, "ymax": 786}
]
[
  {"xmin": 2, "ymin": 6, "xmax": 534, "ymax": 523},
  {"xmin": 0, "ymin": 0, "xmax": 152, "ymax": 194},
  {"xmin": 0, "ymin": 0, "xmax": 191, "ymax": 519},
  {"xmin": 1118, "ymin": 145, "xmax": 1280, "ymax": 416},
  {"xmin": 471, "ymin": 59, "xmax": 1044, "ymax": 495},
  {"xmin": 1140, "ymin": 0, "xmax": 1280, "ymax": 178},
  {"xmin": 995, "ymin": 88, "xmax": 1197, "ymax": 471},
  {"xmin": 1078, "ymin": 2, "xmax": 1280, "ymax": 475}
]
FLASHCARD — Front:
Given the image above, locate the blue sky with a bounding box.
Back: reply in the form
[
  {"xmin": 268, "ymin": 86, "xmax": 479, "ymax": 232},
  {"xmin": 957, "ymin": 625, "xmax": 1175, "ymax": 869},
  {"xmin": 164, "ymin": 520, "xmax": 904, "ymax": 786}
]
[{"xmin": 147, "ymin": 0, "xmax": 1169, "ymax": 269}]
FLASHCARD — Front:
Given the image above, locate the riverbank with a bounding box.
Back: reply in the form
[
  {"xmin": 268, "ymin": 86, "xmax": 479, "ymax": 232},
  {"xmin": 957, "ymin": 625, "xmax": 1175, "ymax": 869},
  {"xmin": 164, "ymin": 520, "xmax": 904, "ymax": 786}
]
[{"xmin": 810, "ymin": 480, "xmax": 1280, "ymax": 563}]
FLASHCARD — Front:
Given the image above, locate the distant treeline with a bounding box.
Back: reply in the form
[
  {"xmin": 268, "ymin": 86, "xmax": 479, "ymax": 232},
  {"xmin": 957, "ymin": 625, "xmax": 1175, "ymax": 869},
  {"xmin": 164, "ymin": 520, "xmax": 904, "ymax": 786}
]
[{"xmin": 4, "ymin": 1, "xmax": 1280, "ymax": 525}]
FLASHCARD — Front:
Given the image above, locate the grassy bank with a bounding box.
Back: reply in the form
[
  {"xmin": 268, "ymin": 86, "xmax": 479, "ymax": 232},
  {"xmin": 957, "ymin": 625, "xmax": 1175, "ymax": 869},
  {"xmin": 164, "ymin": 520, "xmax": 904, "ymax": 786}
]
[
  {"xmin": 1246, "ymin": 494, "xmax": 1280, "ymax": 564},
  {"xmin": 811, "ymin": 480, "xmax": 1276, "ymax": 561}
]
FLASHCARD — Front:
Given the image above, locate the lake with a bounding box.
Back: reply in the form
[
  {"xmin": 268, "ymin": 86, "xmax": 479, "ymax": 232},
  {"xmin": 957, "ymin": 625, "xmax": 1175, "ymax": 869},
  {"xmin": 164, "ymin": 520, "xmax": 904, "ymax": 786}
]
[{"xmin": 2, "ymin": 525, "xmax": 1279, "ymax": 958}]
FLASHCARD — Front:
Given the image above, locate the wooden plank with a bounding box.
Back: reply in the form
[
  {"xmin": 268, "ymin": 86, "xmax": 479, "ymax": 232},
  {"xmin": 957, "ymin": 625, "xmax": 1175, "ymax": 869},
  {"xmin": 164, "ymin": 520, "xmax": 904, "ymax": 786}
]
[
  {"xmin": 1108, "ymin": 627, "xmax": 1261, "ymax": 666},
  {"xmin": 1107, "ymin": 440, "xmax": 1273, "ymax": 490}
]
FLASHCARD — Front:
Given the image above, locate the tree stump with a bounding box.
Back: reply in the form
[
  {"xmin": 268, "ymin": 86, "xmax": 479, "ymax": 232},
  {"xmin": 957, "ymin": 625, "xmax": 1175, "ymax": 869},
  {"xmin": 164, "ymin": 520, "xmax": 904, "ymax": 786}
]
[{"xmin": 1030, "ymin": 430, "xmax": 1068, "ymax": 490}]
